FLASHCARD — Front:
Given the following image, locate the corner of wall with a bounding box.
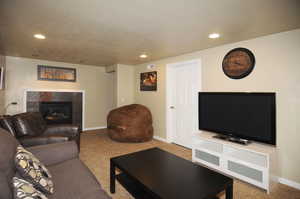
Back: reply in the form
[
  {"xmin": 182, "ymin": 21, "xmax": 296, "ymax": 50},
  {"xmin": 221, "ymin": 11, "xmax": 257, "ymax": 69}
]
[
  {"xmin": 112, "ymin": 64, "xmax": 135, "ymax": 108},
  {"xmin": 0, "ymin": 55, "xmax": 6, "ymax": 115}
]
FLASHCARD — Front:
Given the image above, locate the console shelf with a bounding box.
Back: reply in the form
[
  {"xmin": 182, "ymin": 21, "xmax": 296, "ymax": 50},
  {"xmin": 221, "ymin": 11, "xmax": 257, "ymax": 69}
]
[{"xmin": 192, "ymin": 131, "xmax": 278, "ymax": 193}]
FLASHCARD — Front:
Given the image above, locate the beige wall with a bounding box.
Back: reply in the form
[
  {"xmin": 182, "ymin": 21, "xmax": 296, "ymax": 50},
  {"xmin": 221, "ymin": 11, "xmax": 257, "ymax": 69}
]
[
  {"xmin": 106, "ymin": 64, "xmax": 118, "ymax": 108},
  {"xmin": 135, "ymin": 65, "xmax": 166, "ymax": 139},
  {"xmin": 134, "ymin": 29, "xmax": 300, "ymax": 183},
  {"xmin": 4, "ymin": 56, "xmax": 114, "ymax": 129},
  {"xmin": 116, "ymin": 64, "xmax": 135, "ymax": 107},
  {"xmin": 108, "ymin": 64, "xmax": 135, "ymax": 108}
]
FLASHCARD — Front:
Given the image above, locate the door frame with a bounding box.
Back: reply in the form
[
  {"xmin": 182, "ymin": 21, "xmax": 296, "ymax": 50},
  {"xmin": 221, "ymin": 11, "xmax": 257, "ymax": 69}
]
[{"xmin": 166, "ymin": 59, "xmax": 202, "ymax": 145}]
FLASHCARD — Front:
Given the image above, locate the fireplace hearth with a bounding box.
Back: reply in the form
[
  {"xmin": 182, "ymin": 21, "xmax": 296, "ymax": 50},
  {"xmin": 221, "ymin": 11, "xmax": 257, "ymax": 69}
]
[{"xmin": 40, "ymin": 101, "xmax": 73, "ymax": 124}]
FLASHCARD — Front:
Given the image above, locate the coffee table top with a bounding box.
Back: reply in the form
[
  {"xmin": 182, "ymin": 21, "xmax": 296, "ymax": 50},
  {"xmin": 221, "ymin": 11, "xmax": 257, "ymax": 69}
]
[{"xmin": 111, "ymin": 147, "xmax": 233, "ymax": 199}]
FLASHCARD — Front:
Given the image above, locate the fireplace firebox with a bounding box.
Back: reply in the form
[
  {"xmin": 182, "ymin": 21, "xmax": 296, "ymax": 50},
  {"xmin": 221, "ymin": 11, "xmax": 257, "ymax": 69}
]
[{"xmin": 39, "ymin": 102, "xmax": 73, "ymax": 125}]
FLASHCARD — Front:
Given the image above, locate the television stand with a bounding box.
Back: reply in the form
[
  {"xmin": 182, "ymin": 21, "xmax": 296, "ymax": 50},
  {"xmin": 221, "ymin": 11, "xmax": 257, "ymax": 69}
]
[
  {"xmin": 213, "ymin": 135, "xmax": 252, "ymax": 145},
  {"xmin": 192, "ymin": 131, "xmax": 278, "ymax": 193}
]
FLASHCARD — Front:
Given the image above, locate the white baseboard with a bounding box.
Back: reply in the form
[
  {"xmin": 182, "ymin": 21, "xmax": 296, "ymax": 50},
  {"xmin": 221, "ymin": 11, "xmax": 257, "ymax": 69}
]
[
  {"xmin": 83, "ymin": 126, "xmax": 107, "ymax": 131},
  {"xmin": 278, "ymin": 177, "xmax": 300, "ymax": 190},
  {"xmin": 153, "ymin": 136, "xmax": 170, "ymax": 143}
]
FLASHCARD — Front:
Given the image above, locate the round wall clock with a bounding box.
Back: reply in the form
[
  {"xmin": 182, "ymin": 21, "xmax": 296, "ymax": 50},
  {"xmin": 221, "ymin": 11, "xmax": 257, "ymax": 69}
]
[{"xmin": 222, "ymin": 47, "xmax": 255, "ymax": 79}]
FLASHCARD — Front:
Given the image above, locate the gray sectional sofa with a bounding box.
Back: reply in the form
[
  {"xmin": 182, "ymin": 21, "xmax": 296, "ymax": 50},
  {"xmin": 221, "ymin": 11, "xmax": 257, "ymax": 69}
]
[{"xmin": 0, "ymin": 128, "xmax": 111, "ymax": 199}]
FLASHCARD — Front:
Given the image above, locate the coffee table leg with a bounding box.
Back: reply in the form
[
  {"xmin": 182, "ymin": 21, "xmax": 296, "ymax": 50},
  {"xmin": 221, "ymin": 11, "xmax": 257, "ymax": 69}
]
[
  {"xmin": 110, "ymin": 160, "xmax": 116, "ymax": 193},
  {"xmin": 225, "ymin": 183, "xmax": 233, "ymax": 199}
]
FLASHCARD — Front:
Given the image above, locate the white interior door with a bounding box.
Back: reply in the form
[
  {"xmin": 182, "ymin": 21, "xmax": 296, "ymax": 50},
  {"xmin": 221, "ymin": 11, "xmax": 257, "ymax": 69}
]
[{"xmin": 167, "ymin": 60, "xmax": 201, "ymax": 148}]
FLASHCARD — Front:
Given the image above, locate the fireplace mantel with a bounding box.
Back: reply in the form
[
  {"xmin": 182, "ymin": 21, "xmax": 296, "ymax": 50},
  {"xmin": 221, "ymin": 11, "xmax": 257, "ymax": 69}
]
[{"xmin": 24, "ymin": 89, "xmax": 85, "ymax": 130}]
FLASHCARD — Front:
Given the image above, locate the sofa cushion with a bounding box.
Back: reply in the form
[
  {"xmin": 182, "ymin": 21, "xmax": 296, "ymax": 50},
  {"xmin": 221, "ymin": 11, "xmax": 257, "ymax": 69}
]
[
  {"xmin": 44, "ymin": 124, "xmax": 79, "ymax": 137},
  {"xmin": 0, "ymin": 128, "xmax": 20, "ymax": 199},
  {"xmin": 48, "ymin": 159, "xmax": 111, "ymax": 199},
  {"xmin": 19, "ymin": 135, "xmax": 69, "ymax": 148},
  {"xmin": 12, "ymin": 177, "xmax": 48, "ymax": 199},
  {"xmin": 15, "ymin": 145, "xmax": 54, "ymax": 194},
  {"xmin": 13, "ymin": 112, "xmax": 47, "ymax": 137},
  {"xmin": 26, "ymin": 142, "xmax": 78, "ymax": 167}
]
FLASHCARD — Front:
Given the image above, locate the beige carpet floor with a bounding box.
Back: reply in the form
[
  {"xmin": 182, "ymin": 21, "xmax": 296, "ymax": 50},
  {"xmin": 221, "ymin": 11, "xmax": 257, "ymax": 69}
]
[{"xmin": 79, "ymin": 130, "xmax": 300, "ymax": 199}]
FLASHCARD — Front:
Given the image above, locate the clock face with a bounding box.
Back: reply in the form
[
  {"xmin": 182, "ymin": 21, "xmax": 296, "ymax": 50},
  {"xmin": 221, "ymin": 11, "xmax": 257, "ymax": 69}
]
[{"xmin": 222, "ymin": 48, "xmax": 255, "ymax": 79}]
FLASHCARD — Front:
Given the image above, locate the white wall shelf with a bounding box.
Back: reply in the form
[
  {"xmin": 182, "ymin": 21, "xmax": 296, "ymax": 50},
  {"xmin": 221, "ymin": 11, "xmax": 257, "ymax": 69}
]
[{"xmin": 192, "ymin": 131, "xmax": 278, "ymax": 193}]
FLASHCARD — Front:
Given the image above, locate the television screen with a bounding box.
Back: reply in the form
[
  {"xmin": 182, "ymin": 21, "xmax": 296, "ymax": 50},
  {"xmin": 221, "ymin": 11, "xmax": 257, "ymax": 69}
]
[{"xmin": 198, "ymin": 92, "xmax": 276, "ymax": 145}]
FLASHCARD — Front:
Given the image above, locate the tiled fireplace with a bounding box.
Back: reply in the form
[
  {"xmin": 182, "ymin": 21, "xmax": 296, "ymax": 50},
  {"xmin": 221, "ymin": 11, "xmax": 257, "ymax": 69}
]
[{"xmin": 25, "ymin": 90, "xmax": 83, "ymax": 129}]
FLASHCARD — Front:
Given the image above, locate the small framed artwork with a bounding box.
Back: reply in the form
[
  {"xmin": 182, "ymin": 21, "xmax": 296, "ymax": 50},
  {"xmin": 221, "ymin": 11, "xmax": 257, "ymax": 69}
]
[
  {"xmin": 0, "ymin": 67, "xmax": 4, "ymax": 90},
  {"xmin": 140, "ymin": 71, "xmax": 157, "ymax": 91},
  {"xmin": 38, "ymin": 65, "xmax": 76, "ymax": 82}
]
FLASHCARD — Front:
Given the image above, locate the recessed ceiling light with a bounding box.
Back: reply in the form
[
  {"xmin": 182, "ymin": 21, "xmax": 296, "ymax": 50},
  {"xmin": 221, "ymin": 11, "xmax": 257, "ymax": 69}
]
[
  {"xmin": 208, "ymin": 33, "xmax": 220, "ymax": 39},
  {"xmin": 34, "ymin": 34, "xmax": 46, "ymax": 39},
  {"xmin": 140, "ymin": 54, "xmax": 148, "ymax": 58}
]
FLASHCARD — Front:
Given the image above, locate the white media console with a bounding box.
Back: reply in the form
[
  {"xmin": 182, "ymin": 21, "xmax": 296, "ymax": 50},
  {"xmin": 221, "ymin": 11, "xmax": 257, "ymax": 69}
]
[{"xmin": 192, "ymin": 131, "xmax": 278, "ymax": 193}]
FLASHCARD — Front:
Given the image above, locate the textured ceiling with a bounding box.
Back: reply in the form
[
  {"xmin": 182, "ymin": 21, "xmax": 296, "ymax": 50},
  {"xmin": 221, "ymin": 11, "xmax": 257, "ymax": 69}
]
[{"xmin": 0, "ymin": 0, "xmax": 300, "ymax": 66}]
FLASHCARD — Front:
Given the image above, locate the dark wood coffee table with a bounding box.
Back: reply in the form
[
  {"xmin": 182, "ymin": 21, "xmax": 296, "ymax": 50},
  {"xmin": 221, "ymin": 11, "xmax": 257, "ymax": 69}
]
[{"xmin": 110, "ymin": 148, "xmax": 233, "ymax": 199}]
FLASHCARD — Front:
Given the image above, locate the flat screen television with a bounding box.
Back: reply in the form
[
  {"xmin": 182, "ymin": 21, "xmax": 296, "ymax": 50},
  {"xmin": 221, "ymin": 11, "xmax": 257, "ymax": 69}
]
[{"xmin": 198, "ymin": 92, "xmax": 276, "ymax": 145}]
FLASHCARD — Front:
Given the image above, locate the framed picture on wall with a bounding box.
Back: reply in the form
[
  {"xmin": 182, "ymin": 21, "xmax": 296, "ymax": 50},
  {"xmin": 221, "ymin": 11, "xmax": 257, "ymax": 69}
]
[
  {"xmin": 37, "ymin": 65, "xmax": 77, "ymax": 82},
  {"xmin": 0, "ymin": 67, "xmax": 4, "ymax": 90},
  {"xmin": 140, "ymin": 71, "xmax": 157, "ymax": 91}
]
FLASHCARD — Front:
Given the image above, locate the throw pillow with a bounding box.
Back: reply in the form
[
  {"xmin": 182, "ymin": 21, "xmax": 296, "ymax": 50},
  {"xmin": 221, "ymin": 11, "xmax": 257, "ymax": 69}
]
[
  {"xmin": 12, "ymin": 177, "xmax": 48, "ymax": 199},
  {"xmin": 15, "ymin": 145, "xmax": 54, "ymax": 194}
]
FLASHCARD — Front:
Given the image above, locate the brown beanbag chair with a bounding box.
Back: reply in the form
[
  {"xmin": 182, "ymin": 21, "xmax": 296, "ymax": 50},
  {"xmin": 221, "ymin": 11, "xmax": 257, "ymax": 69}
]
[{"xmin": 107, "ymin": 104, "xmax": 153, "ymax": 142}]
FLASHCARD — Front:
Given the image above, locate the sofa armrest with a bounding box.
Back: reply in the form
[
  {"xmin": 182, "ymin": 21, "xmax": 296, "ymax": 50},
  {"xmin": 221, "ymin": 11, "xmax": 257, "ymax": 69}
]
[
  {"xmin": 26, "ymin": 141, "xmax": 79, "ymax": 166},
  {"xmin": 44, "ymin": 124, "xmax": 80, "ymax": 137},
  {"xmin": 19, "ymin": 136, "xmax": 69, "ymax": 147}
]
